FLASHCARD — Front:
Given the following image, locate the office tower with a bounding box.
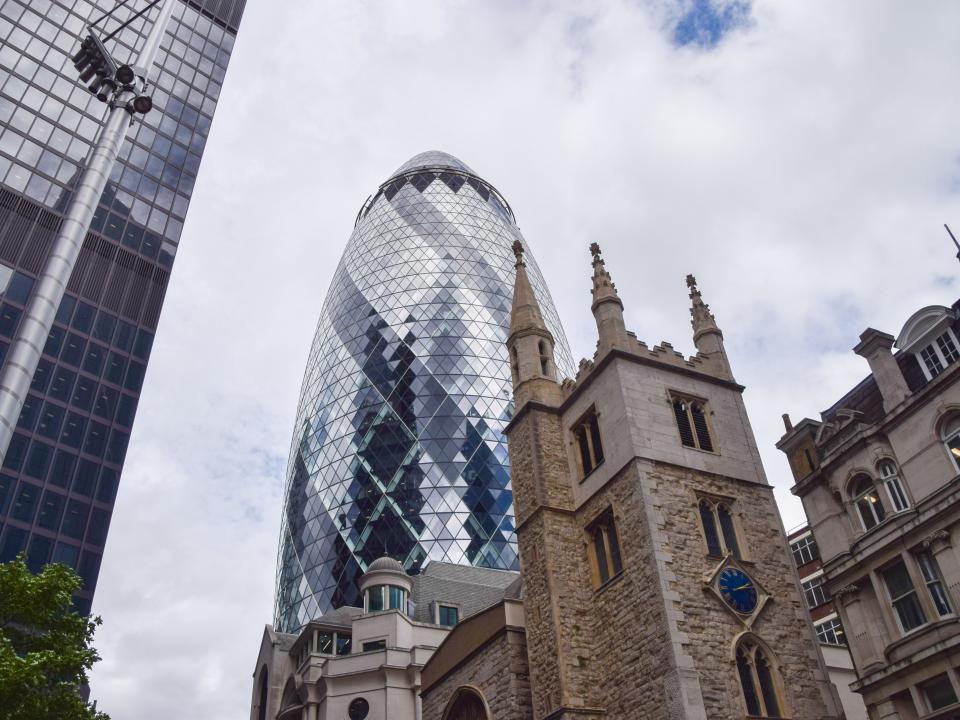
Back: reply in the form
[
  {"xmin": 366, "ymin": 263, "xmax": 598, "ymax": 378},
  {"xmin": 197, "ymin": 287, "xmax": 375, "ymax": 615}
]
[
  {"xmin": 0, "ymin": 0, "xmax": 245, "ymax": 613},
  {"xmin": 274, "ymin": 151, "xmax": 574, "ymax": 631}
]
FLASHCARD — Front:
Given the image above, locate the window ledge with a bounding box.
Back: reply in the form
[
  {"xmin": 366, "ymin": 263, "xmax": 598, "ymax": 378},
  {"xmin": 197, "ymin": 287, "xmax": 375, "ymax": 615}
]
[
  {"xmin": 579, "ymin": 459, "xmax": 605, "ymax": 483},
  {"xmin": 594, "ymin": 568, "xmax": 625, "ymax": 595},
  {"xmin": 682, "ymin": 443, "xmax": 719, "ymax": 455}
]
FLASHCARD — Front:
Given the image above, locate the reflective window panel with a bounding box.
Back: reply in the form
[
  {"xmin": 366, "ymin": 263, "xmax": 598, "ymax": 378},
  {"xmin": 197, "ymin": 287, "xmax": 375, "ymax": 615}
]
[{"xmin": 274, "ymin": 151, "xmax": 575, "ymax": 632}]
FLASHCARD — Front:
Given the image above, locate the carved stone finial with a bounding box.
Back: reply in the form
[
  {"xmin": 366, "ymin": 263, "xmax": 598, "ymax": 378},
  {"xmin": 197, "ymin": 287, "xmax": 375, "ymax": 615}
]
[
  {"xmin": 590, "ymin": 242, "xmax": 602, "ymax": 262},
  {"xmin": 688, "ymin": 274, "xmax": 718, "ymax": 334},
  {"xmin": 512, "ymin": 240, "xmax": 525, "ymax": 267}
]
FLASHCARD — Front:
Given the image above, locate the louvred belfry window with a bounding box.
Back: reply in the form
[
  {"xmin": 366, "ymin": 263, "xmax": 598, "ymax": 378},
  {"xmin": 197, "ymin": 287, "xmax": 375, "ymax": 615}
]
[{"xmin": 672, "ymin": 395, "xmax": 715, "ymax": 452}]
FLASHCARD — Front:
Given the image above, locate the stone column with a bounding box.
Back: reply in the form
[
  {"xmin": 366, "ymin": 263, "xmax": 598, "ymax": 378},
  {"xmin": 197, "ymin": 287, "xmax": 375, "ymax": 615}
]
[{"xmin": 924, "ymin": 529, "xmax": 960, "ymax": 601}]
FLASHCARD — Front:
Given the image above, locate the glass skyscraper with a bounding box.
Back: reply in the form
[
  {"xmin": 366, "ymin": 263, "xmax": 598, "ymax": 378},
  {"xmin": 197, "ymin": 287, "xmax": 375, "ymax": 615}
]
[
  {"xmin": 275, "ymin": 151, "xmax": 575, "ymax": 631},
  {"xmin": 0, "ymin": 0, "xmax": 244, "ymax": 613}
]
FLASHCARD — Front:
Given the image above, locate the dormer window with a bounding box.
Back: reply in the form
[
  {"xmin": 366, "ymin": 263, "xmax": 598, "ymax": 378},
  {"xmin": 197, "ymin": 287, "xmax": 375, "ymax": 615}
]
[
  {"xmin": 894, "ymin": 305, "xmax": 960, "ymax": 382},
  {"xmin": 919, "ymin": 331, "xmax": 959, "ymax": 379}
]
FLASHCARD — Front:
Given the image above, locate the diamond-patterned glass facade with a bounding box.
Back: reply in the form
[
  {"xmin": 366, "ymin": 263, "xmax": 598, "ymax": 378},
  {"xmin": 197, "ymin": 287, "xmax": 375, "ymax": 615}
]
[{"xmin": 274, "ymin": 151, "xmax": 574, "ymax": 631}]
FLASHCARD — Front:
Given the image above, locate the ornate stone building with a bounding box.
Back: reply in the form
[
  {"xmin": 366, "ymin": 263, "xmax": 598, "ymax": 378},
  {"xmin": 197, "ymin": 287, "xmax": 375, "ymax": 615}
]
[
  {"xmin": 778, "ymin": 302, "xmax": 960, "ymax": 719},
  {"xmin": 250, "ymin": 558, "xmax": 519, "ymax": 720},
  {"xmin": 421, "ymin": 244, "xmax": 840, "ymax": 719},
  {"xmin": 787, "ymin": 523, "xmax": 868, "ymax": 719}
]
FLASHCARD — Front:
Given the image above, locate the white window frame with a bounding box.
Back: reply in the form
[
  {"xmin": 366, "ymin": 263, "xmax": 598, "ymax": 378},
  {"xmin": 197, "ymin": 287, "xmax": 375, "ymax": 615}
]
[
  {"xmin": 877, "ymin": 460, "xmax": 910, "ymax": 513},
  {"xmin": 943, "ymin": 416, "xmax": 960, "ymax": 473},
  {"xmin": 814, "ymin": 614, "xmax": 846, "ymax": 646},
  {"xmin": 790, "ymin": 532, "xmax": 818, "ymax": 566},
  {"xmin": 852, "ymin": 475, "xmax": 886, "ymax": 532},
  {"xmin": 801, "ymin": 572, "xmax": 830, "ymax": 609},
  {"xmin": 882, "ymin": 559, "xmax": 928, "ymax": 635},
  {"xmin": 916, "ymin": 328, "xmax": 960, "ymax": 381}
]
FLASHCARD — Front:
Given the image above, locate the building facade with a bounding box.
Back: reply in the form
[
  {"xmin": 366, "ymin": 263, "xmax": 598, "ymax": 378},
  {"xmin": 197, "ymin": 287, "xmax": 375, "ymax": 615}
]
[
  {"xmin": 274, "ymin": 151, "xmax": 575, "ymax": 631},
  {"xmin": 421, "ymin": 244, "xmax": 840, "ymax": 719},
  {"xmin": 0, "ymin": 0, "xmax": 245, "ymax": 612},
  {"xmin": 251, "ymin": 558, "xmax": 520, "ymax": 720},
  {"xmin": 779, "ymin": 301, "xmax": 960, "ymax": 719},
  {"xmin": 788, "ymin": 523, "xmax": 868, "ymax": 719}
]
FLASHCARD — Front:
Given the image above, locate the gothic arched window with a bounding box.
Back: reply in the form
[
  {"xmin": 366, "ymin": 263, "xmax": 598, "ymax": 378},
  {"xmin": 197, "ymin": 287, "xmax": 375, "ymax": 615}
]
[
  {"xmin": 736, "ymin": 638, "xmax": 784, "ymax": 718},
  {"xmin": 672, "ymin": 396, "xmax": 715, "ymax": 452},
  {"xmin": 257, "ymin": 666, "xmax": 268, "ymax": 720},
  {"xmin": 697, "ymin": 496, "xmax": 743, "ymax": 559},
  {"xmin": 717, "ymin": 503, "xmax": 741, "ymax": 560},
  {"xmin": 511, "ymin": 347, "xmax": 519, "ymax": 383},
  {"xmin": 851, "ymin": 474, "xmax": 885, "ymax": 531},
  {"xmin": 699, "ymin": 500, "xmax": 722, "ymax": 557}
]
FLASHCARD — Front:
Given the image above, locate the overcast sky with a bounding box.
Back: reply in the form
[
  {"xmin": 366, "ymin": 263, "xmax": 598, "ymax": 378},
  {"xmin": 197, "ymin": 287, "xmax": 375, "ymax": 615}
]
[{"xmin": 86, "ymin": 1, "xmax": 960, "ymax": 717}]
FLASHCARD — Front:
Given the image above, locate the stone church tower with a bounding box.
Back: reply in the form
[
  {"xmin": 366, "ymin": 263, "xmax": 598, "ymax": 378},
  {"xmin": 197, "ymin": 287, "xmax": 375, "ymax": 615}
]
[{"xmin": 503, "ymin": 243, "xmax": 841, "ymax": 719}]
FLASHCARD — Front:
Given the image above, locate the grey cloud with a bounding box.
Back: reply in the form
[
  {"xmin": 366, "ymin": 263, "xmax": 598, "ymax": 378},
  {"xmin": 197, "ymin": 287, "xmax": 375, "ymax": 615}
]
[{"xmin": 88, "ymin": 1, "xmax": 960, "ymax": 718}]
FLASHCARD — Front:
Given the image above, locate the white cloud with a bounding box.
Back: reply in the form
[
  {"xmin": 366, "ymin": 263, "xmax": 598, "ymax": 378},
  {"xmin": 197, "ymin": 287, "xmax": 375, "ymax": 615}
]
[{"xmin": 88, "ymin": 1, "xmax": 960, "ymax": 717}]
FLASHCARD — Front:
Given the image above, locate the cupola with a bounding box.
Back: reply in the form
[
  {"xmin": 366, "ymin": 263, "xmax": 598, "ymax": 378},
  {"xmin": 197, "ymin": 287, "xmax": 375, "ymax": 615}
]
[{"xmin": 359, "ymin": 556, "xmax": 412, "ymax": 615}]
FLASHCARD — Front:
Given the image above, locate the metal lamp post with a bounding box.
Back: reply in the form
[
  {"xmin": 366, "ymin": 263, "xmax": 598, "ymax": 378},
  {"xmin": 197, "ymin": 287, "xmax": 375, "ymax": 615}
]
[{"xmin": 0, "ymin": 0, "xmax": 177, "ymax": 464}]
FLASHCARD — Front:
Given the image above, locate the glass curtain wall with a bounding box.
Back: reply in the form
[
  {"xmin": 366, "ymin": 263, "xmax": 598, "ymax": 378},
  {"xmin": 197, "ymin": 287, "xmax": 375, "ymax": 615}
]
[
  {"xmin": 0, "ymin": 0, "xmax": 245, "ymax": 613},
  {"xmin": 275, "ymin": 151, "xmax": 575, "ymax": 631}
]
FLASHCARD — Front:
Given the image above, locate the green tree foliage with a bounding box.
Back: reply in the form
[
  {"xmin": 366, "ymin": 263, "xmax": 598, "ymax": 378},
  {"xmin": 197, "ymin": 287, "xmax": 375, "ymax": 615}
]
[{"xmin": 0, "ymin": 556, "xmax": 108, "ymax": 720}]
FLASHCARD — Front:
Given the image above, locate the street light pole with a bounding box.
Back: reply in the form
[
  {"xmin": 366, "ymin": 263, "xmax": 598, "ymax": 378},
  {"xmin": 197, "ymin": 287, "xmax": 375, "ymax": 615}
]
[{"xmin": 0, "ymin": 0, "xmax": 177, "ymax": 464}]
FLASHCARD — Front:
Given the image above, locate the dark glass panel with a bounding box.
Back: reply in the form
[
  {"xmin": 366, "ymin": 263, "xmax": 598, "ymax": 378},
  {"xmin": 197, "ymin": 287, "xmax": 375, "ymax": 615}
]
[
  {"xmin": 699, "ymin": 501, "xmax": 722, "ymax": 556},
  {"xmin": 36, "ymin": 491, "xmax": 65, "ymax": 530},
  {"xmin": 736, "ymin": 648, "xmax": 761, "ymax": 716},
  {"xmin": 51, "ymin": 541, "xmax": 79, "ymax": 569},
  {"xmin": 10, "ymin": 482, "xmax": 40, "ymax": 522},
  {"xmin": 756, "ymin": 650, "xmax": 781, "ymax": 717},
  {"xmin": 593, "ymin": 528, "xmax": 609, "ymax": 583},
  {"xmin": 25, "ymin": 535, "xmax": 52, "ymax": 573},
  {"xmin": 717, "ymin": 504, "xmax": 741, "ymax": 559},
  {"xmin": 61, "ymin": 500, "xmax": 89, "ymax": 540},
  {"xmin": 24, "ymin": 441, "xmax": 52, "ymax": 479},
  {"xmin": 0, "ymin": 527, "xmax": 28, "ymax": 562}
]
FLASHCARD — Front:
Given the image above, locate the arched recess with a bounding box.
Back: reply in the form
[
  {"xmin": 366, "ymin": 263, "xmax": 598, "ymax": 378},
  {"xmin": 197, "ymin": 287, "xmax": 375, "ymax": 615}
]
[
  {"xmin": 277, "ymin": 676, "xmax": 302, "ymax": 720},
  {"xmin": 729, "ymin": 632, "xmax": 787, "ymax": 719},
  {"xmin": 256, "ymin": 665, "xmax": 269, "ymax": 720},
  {"xmin": 441, "ymin": 685, "xmax": 492, "ymax": 720}
]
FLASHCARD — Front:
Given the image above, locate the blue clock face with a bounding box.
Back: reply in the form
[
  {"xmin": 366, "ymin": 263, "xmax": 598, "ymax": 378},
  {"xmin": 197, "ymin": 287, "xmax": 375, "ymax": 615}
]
[{"xmin": 718, "ymin": 567, "xmax": 758, "ymax": 614}]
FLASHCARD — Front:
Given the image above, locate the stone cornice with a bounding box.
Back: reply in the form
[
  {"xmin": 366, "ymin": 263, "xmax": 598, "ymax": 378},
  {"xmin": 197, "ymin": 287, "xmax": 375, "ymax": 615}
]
[{"xmin": 793, "ymin": 362, "xmax": 960, "ymax": 498}]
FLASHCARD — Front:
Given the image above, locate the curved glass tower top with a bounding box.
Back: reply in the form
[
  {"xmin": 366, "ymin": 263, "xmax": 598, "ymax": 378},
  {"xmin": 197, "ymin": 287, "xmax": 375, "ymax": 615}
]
[{"xmin": 274, "ymin": 151, "xmax": 574, "ymax": 631}]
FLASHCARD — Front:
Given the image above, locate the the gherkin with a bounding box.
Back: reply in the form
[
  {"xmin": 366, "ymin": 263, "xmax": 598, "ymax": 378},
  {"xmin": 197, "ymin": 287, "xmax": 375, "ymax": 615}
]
[{"xmin": 274, "ymin": 151, "xmax": 574, "ymax": 631}]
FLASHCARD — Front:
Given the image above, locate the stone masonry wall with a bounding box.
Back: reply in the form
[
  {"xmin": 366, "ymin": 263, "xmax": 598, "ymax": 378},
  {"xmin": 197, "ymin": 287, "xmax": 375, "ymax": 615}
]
[
  {"xmin": 573, "ymin": 459, "xmax": 675, "ymax": 717},
  {"xmin": 420, "ymin": 629, "xmax": 532, "ymax": 720},
  {"xmin": 648, "ymin": 460, "xmax": 837, "ymax": 719},
  {"xmin": 508, "ymin": 407, "xmax": 591, "ymax": 717}
]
